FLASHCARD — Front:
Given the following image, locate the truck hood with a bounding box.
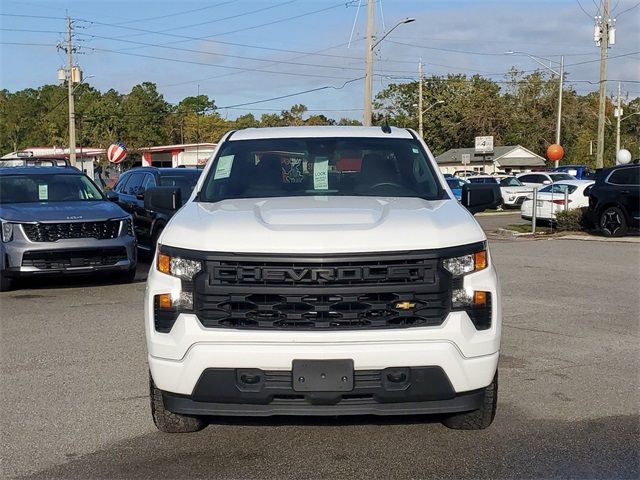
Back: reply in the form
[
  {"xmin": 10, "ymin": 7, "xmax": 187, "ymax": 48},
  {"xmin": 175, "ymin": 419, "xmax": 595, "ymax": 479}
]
[
  {"xmin": 0, "ymin": 201, "xmax": 128, "ymax": 223},
  {"xmin": 162, "ymin": 196, "xmax": 486, "ymax": 254}
]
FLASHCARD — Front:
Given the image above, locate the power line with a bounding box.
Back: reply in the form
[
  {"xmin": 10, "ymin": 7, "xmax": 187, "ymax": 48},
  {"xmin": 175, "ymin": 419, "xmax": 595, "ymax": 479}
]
[
  {"xmin": 614, "ymin": 1, "xmax": 640, "ymax": 16},
  {"xmin": 217, "ymin": 77, "xmax": 364, "ymax": 109},
  {"xmin": 76, "ymin": 31, "xmax": 365, "ymax": 64},
  {"xmin": 0, "ymin": 13, "xmax": 66, "ymax": 20},
  {"xmin": 85, "ymin": 46, "xmax": 360, "ymax": 81},
  {"xmin": 0, "ymin": 41, "xmax": 55, "ymax": 46},
  {"xmin": 77, "ymin": 1, "xmax": 358, "ymax": 53},
  {"xmin": 576, "ymin": 0, "xmax": 596, "ymax": 18},
  {"xmin": 0, "ymin": 28, "xmax": 63, "ymax": 34},
  {"xmin": 114, "ymin": 0, "xmax": 240, "ymax": 26}
]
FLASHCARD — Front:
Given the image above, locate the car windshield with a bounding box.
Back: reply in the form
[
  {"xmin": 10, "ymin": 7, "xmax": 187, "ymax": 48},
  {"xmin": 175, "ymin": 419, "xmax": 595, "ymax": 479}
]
[
  {"xmin": 0, "ymin": 174, "xmax": 104, "ymax": 204},
  {"xmin": 198, "ymin": 137, "xmax": 445, "ymax": 202},
  {"xmin": 500, "ymin": 177, "xmax": 524, "ymax": 186},
  {"xmin": 549, "ymin": 173, "xmax": 575, "ymax": 181},
  {"xmin": 538, "ymin": 183, "xmax": 578, "ymax": 194}
]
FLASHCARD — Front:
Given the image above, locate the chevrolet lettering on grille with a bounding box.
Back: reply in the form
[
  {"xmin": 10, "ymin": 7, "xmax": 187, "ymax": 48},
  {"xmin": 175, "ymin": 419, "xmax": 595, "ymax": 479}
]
[{"xmin": 211, "ymin": 265, "xmax": 433, "ymax": 284}]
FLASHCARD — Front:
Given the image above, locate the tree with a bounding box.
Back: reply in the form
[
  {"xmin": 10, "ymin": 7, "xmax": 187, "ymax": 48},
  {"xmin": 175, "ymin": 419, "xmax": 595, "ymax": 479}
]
[{"xmin": 122, "ymin": 82, "xmax": 170, "ymax": 148}]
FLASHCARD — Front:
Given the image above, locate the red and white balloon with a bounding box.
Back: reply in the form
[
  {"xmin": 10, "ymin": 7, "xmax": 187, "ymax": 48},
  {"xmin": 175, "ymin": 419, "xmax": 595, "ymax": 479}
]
[{"xmin": 107, "ymin": 142, "xmax": 127, "ymax": 164}]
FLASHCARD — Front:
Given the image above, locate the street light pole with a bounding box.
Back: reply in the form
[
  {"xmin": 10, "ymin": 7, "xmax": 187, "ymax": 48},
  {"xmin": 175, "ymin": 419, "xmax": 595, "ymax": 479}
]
[
  {"xmin": 418, "ymin": 61, "xmax": 423, "ymax": 137},
  {"xmin": 363, "ymin": 0, "xmax": 375, "ymax": 126},
  {"xmin": 555, "ymin": 55, "xmax": 564, "ymax": 168},
  {"xmin": 66, "ymin": 16, "xmax": 77, "ymax": 168},
  {"xmin": 362, "ymin": 4, "xmax": 415, "ymax": 126},
  {"xmin": 505, "ymin": 51, "xmax": 564, "ymax": 167}
]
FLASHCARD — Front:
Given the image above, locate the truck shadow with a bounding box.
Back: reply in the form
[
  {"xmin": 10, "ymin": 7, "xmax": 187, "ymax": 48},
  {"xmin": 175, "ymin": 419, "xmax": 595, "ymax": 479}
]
[{"xmin": 22, "ymin": 406, "xmax": 639, "ymax": 479}]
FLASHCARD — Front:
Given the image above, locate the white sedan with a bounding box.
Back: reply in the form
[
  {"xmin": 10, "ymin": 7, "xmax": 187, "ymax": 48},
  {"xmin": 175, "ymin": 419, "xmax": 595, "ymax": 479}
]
[{"xmin": 521, "ymin": 180, "xmax": 595, "ymax": 222}]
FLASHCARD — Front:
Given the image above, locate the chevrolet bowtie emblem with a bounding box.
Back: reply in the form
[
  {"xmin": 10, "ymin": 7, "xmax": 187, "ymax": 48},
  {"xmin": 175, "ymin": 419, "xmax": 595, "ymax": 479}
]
[{"xmin": 395, "ymin": 301, "xmax": 416, "ymax": 310}]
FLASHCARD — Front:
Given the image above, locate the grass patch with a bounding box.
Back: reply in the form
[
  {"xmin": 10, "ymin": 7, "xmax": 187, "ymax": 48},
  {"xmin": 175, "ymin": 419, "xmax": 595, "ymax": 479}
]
[{"xmin": 505, "ymin": 223, "xmax": 554, "ymax": 234}]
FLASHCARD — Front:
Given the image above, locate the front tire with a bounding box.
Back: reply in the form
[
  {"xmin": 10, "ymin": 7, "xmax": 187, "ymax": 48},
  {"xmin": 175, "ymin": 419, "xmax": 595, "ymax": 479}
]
[
  {"xmin": 599, "ymin": 206, "xmax": 628, "ymax": 237},
  {"xmin": 150, "ymin": 374, "xmax": 206, "ymax": 433},
  {"xmin": 442, "ymin": 373, "xmax": 497, "ymax": 430}
]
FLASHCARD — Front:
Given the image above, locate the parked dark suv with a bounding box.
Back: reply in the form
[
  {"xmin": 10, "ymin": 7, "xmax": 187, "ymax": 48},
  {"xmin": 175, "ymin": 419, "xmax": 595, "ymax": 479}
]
[
  {"xmin": 0, "ymin": 160, "xmax": 136, "ymax": 291},
  {"xmin": 107, "ymin": 167, "xmax": 201, "ymax": 250},
  {"xmin": 587, "ymin": 163, "xmax": 639, "ymax": 236}
]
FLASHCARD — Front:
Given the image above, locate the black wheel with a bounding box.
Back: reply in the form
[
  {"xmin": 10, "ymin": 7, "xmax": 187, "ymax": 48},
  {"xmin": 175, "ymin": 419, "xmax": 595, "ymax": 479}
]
[
  {"xmin": 599, "ymin": 206, "xmax": 628, "ymax": 237},
  {"xmin": 0, "ymin": 272, "xmax": 14, "ymax": 292},
  {"xmin": 149, "ymin": 373, "xmax": 206, "ymax": 433},
  {"xmin": 442, "ymin": 372, "xmax": 497, "ymax": 430}
]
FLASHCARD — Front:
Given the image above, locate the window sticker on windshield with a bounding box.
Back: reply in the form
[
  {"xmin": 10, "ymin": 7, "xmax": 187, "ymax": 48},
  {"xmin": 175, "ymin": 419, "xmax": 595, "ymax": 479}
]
[
  {"xmin": 412, "ymin": 147, "xmax": 419, "ymax": 154},
  {"xmin": 214, "ymin": 155, "xmax": 234, "ymax": 179},
  {"xmin": 38, "ymin": 184, "xmax": 48, "ymax": 201},
  {"xmin": 313, "ymin": 157, "xmax": 329, "ymax": 190}
]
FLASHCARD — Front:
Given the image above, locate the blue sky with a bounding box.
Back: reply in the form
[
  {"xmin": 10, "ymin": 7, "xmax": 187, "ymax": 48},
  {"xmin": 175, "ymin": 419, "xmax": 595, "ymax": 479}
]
[{"xmin": 1, "ymin": 0, "xmax": 638, "ymax": 121}]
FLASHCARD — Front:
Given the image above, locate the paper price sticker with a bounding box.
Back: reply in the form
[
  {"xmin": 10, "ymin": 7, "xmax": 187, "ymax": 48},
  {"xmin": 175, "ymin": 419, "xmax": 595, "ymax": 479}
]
[
  {"xmin": 214, "ymin": 155, "xmax": 234, "ymax": 179},
  {"xmin": 38, "ymin": 184, "xmax": 48, "ymax": 201},
  {"xmin": 313, "ymin": 157, "xmax": 329, "ymax": 190}
]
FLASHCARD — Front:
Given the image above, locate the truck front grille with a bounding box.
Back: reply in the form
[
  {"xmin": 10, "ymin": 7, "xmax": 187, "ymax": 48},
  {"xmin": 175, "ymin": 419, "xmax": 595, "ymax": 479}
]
[
  {"xmin": 188, "ymin": 251, "xmax": 458, "ymax": 331},
  {"xmin": 22, "ymin": 221, "xmax": 121, "ymax": 242}
]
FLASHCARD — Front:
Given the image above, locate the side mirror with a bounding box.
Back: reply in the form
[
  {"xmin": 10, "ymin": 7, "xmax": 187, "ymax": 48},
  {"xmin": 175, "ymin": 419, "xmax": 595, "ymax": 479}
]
[
  {"xmin": 105, "ymin": 190, "xmax": 118, "ymax": 202},
  {"xmin": 144, "ymin": 186, "xmax": 182, "ymax": 213},
  {"xmin": 461, "ymin": 183, "xmax": 503, "ymax": 214},
  {"xmin": 135, "ymin": 191, "xmax": 145, "ymax": 200},
  {"xmin": 583, "ymin": 185, "xmax": 593, "ymax": 197}
]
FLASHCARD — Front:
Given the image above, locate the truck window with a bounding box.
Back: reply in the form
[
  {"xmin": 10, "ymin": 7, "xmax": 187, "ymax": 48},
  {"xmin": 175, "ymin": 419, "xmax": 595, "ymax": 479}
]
[{"xmin": 199, "ymin": 138, "xmax": 445, "ymax": 202}]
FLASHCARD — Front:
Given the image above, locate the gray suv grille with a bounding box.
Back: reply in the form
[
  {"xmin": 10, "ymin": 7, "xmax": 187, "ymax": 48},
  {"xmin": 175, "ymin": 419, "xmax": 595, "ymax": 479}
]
[{"xmin": 22, "ymin": 221, "xmax": 120, "ymax": 242}]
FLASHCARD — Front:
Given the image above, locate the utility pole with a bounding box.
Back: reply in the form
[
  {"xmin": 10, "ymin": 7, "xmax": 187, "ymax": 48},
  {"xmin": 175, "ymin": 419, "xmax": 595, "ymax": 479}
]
[
  {"xmin": 418, "ymin": 61, "xmax": 423, "ymax": 138},
  {"xmin": 66, "ymin": 16, "xmax": 77, "ymax": 167},
  {"xmin": 363, "ymin": 0, "xmax": 375, "ymax": 126},
  {"xmin": 595, "ymin": 0, "xmax": 610, "ymax": 168},
  {"xmin": 554, "ymin": 55, "xmax": 564, "ymax": 168},
  {"xmin": 615, "ymin": 81, "xmax": 621, "ymax": 154}
]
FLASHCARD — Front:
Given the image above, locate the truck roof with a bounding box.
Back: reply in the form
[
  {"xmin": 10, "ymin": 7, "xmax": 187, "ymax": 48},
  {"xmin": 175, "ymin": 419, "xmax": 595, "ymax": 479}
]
[{"xmin": 229, "ymin": 126, "xmax": 415, "ymax": 141}]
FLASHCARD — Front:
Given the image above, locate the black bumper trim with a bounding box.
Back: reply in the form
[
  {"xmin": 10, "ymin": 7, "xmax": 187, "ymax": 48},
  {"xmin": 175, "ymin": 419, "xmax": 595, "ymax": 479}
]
[{"xmin": 162, "ymin": 389, "xmax": 484, "ymax": 417}]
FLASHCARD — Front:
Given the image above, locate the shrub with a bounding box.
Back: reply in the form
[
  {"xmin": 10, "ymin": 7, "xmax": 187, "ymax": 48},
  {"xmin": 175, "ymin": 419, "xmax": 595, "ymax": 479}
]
[{"xmin": 555, "ymin": 207, "xmax": 588, "ymax": 231}]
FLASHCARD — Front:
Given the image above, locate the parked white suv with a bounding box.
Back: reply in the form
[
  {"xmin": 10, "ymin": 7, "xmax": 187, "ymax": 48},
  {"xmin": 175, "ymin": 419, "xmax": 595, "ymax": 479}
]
[{"xmin": 144, "ymin": 126, "xmax": 502, "ymax": 432}]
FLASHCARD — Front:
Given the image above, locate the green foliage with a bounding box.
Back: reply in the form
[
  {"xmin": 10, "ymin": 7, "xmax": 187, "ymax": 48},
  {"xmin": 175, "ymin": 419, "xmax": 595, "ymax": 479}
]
[
  {"xmin": 555, "ymin": 207, "xmax": 589, "ymax": 231},
  {"xmin": 0, "ymin": 74, "xmax": 637, "ymax": 168}
]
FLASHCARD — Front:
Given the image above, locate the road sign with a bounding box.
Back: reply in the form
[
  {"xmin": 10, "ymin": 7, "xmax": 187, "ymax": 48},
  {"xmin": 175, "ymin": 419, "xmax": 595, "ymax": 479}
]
[
  {"xmin": 461, "ymin": 153, "xmax": 470, "ymax": 165},
  {"xmin": 475, "ymin": 136, "xmax": 494, "ymax": 154}
]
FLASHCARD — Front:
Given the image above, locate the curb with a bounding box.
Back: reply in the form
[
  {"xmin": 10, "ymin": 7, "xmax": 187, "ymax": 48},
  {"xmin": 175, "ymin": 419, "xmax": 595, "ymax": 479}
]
[
  {"xmin": 555, "ymin": 234, "xmax": 640, "ymax": 244},
  {"xmin": 494, "ymin": 228, "xmax": 640, "ymax": 243},
  {"xmin": 476, "ymin": 210, "xmax": 521, "ymax": 217}
]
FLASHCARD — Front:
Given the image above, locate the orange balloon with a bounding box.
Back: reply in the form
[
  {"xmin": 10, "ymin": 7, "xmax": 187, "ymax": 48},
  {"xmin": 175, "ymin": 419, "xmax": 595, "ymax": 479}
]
[{"xmin": 546, "ymin": 144, "xmax": 564, "ymax": 161}]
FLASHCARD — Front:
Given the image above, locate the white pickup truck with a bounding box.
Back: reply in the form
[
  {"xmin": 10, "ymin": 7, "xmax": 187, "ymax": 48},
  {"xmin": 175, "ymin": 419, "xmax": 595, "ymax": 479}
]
[{"xmin": 144, "ymin": 126, "xmax": 502, "ymax": 432}]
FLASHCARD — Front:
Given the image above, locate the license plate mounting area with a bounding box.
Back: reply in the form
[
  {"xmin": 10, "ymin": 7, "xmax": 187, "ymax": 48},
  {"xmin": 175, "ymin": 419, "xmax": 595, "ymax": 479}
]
[{"xmin": 292, "ymin": 359, "xmax": 354, "ymax": 392}]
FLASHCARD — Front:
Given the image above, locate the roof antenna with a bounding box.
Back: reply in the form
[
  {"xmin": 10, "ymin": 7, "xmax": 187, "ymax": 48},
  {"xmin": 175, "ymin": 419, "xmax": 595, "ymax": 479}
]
[{"xmin": 381, "ymin": 117, "xmax": 391, "ymax": 134}]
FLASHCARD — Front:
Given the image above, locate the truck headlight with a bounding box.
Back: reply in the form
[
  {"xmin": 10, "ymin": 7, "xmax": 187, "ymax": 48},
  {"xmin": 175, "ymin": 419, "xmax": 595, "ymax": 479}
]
[
  {"xmin": 157, "ymin": 251, "xmax": 202, "ymax": 280},
  {"xmin": 443, "ymin": 250, "xmax": 487, "ymax": 277},
  {"xmin": 1, "ymin": 222, "xmax": 14, "ymax": 243},
  {"xmin": 452, "ymin": 289, "xmax": 492, "ymax": 330}
]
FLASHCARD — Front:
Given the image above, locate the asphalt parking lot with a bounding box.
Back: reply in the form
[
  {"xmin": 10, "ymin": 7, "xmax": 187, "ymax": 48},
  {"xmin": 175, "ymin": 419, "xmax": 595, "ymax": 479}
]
[{"xmin": 1, "ymin": 226, "xmax": 639, "ymax": 479}]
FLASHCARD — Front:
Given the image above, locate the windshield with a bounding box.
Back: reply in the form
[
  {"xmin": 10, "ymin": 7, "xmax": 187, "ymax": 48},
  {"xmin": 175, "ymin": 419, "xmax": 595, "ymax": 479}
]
[
  {"xmin": 500, "ymin": 177, "xmax": 524, "ymax": 186},
  {"xmin": 538, "ymin": 183, "xmax": 578, "ymax": 194},
  {"xmin": 0, "ymin": 174, "xmax": 104, "ymax": 204},
  {"xmin": 199, "ymin": 137, "xmax": 445, "ymax": 202},
  {"xmin": 549, "ymin": 173, "xmax": 575, "ymax": 181}
]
